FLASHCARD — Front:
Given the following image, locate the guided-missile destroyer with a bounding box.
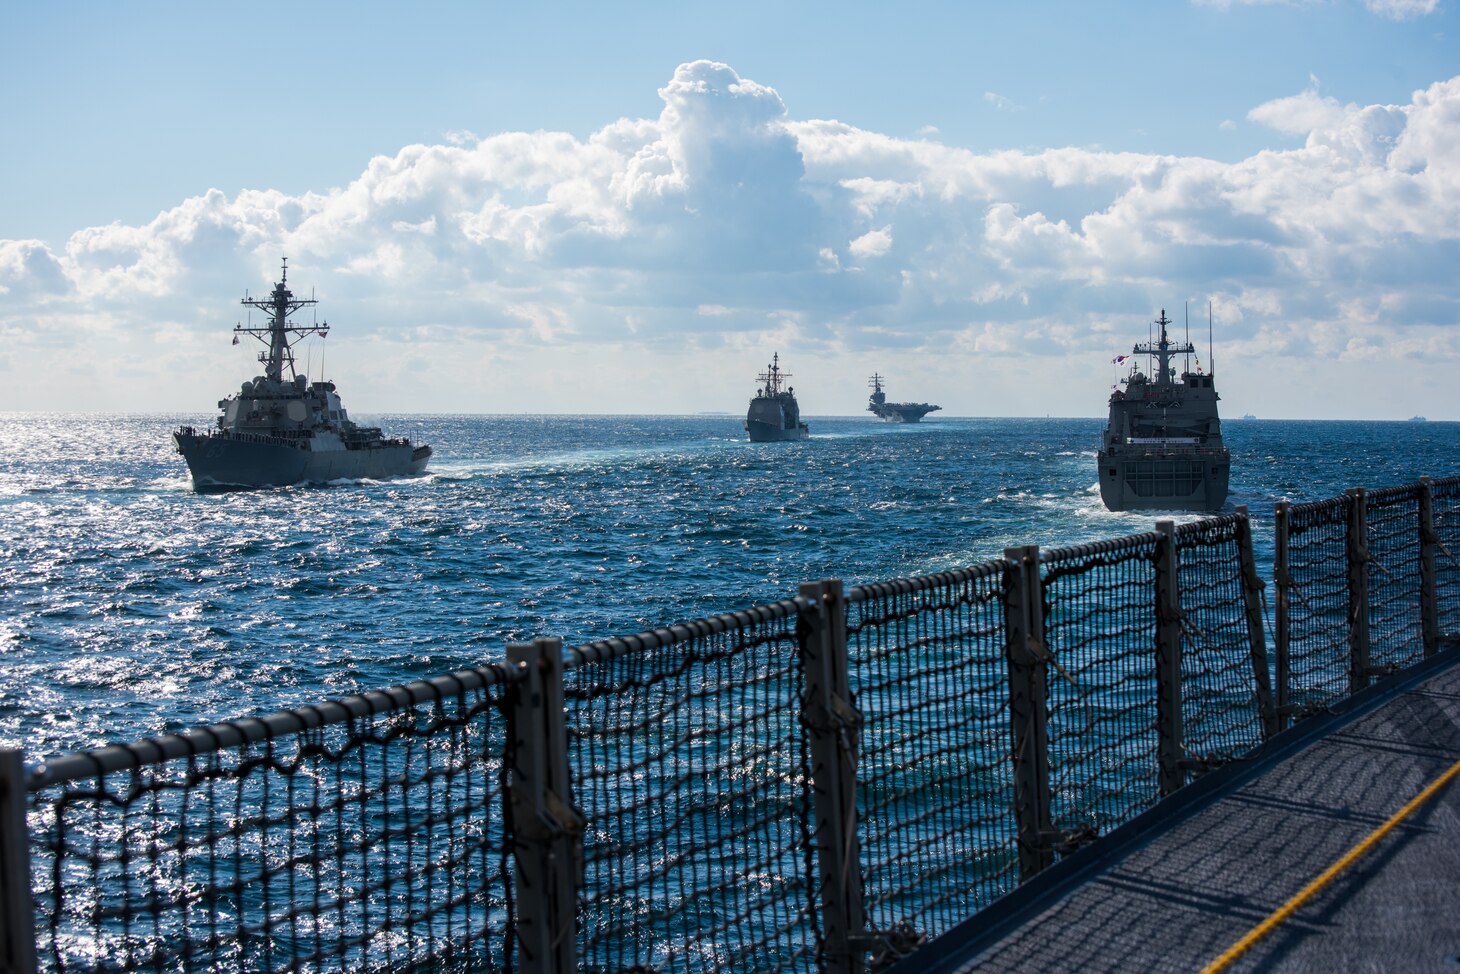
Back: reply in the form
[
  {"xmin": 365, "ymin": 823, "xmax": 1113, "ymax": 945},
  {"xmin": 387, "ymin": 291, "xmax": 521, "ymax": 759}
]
[{"xmin": 174, "ymin": 259, "xmax": 431, "ymax": 491}]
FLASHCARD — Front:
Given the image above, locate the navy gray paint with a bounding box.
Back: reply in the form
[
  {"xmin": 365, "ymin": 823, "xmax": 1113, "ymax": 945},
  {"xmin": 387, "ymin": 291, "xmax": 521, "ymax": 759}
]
[
  {"xmin": 174, "ymin": 259, "xmax": 431, "ymax": 491},
  {"xmin": 867, "ymin": 373, "xmax": 941, "ymax": 424},
  {"xmin": 1098, "ymin": 310, "xmax": 1229, "ymax": 512},
  {"xmin": 745, "ymin": 353, "xmax": 809, "ymax": 442}
]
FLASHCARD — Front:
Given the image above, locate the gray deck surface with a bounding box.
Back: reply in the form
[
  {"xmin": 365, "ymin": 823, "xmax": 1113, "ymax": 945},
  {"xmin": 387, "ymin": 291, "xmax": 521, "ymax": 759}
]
[{"xmin": 922, "ymin": 656, "xmax": 1460, "ymax": 973}]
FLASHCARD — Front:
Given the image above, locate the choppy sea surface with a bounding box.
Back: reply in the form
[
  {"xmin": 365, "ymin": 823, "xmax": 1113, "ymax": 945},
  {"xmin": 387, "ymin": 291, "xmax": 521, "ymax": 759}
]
[{"xmin": 1, "ymin": 412, "xmax": 1456, "ymax": 760}]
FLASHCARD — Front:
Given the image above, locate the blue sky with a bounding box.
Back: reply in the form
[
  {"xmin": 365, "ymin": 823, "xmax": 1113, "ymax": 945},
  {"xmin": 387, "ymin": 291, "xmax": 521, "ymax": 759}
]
[{"xmin": 3, "ymin": 0, "xmax": 1459, "ymax": 418}]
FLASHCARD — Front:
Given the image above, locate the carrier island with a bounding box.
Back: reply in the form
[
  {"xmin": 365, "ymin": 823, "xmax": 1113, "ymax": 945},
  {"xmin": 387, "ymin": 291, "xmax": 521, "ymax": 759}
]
[
  {"xmin": 174, "ymin": 260, "xmax": 432, "ymax": 491},
  {"xmin": 1098, "ymin": 309, "xmax": 1229, "ymax": 512}
]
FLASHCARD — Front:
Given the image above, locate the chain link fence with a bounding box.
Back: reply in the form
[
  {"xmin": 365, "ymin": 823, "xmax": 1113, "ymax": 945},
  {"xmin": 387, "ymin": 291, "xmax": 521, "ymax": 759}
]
[
  {"xmin": 1039, "ymin": 534, "xmax": 1163, "ymax": 850},
  {"xmin": 845, "ymin": 563, "xmax": 1015, "ymax": 950},
  {"xmin": 1174, "ymin": 514, "xmax": 1272, "ymax": 776},
  {"xmin": 561, "ymin": 603, "xmax": 816, "ymax": 974},
  {"xmin": 1276, "ymin": 495, "xmax": 1354, "ymax": 719},
  {"xmin": 1366, "ymin": 485, "xmax": 1427, "ymax": 673},
  {"xmin": 6, "ymin": 482, "xmax": 1457, "ymax": 973},
  {"xmin": 1432, "ymin": 477, "xmax": 1460, "ymax": 636},
  {"xmin": 21, "ymin": 667, "xmax": 521, "ymax": 974}
]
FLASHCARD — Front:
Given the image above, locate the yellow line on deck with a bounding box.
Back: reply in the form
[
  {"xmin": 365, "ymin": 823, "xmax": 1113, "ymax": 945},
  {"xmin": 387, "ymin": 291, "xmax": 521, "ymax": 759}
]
[{"xmin": 1202, "ymin": 755, "xmax": 1460, "ymax": 974}]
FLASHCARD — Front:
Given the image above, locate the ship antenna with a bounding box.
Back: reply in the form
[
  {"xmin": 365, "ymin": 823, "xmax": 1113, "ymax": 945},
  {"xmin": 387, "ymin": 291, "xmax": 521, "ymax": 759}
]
[
  {"xmin": 1185, "ymin": 302, "xmax": 1191, "ymax": 375},
  {"xmin": 1208, "ymin": 300, "xmax": 1214, "ymax": 376}
]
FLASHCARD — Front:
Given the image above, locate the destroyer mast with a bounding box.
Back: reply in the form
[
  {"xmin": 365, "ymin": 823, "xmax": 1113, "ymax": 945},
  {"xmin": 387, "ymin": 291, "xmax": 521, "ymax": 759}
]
[{"xmin": 234, "ymin": 257, "xmax": 328, "ymax": 384}]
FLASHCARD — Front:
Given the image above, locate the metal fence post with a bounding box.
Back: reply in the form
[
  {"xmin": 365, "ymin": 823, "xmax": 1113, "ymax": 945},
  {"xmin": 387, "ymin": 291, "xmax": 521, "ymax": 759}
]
[
  {"xmin": 797, "ymin": 579, "xmax": 865, "ymax": 974},
  {"xmin": 1003, "ymin": 546, "xmax": 1054, "ymax": 881},
  {"xmin": 1346, "ymin": 488, "xmax": 1372, "ymax": 692},
  {"xmin": 1234, "ymin": 506, "xmax": 1278, "ymax": 739},
  {"xmin": 1420, "ymin": 477, "xmax": 1440, "ymax": 658},
  {"xmin": 1154, "ymin": 522, "xmax": 1184, "ymax": 797},
  {"xmin": 0, "ymin": 750, "xmax": 36, "ymax": 974},
  {"xmin": 506, "ymin": 638, "xmax": 580, "ymax": 974},
  {"xmin": 1273, "ymin": 501, "xmax": 1292, "ymax": 732}
]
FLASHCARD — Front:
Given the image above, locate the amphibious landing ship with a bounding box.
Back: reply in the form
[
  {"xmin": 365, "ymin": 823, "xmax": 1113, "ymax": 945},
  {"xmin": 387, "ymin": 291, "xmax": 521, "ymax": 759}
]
[
  {"xmin": 174, "ymin": 259, "xmax": 431, "ymax": 491},
  {"xmin": 1098, "ymin": 309, "xmax": 1229, "ymax": 512}
]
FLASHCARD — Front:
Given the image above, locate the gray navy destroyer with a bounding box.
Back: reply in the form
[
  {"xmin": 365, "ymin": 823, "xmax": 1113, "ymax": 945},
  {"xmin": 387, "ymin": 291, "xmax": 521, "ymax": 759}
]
[
  {"xmin": 867, "ymin": 373, "xmax": 941, "ymax": 423},
  {"xmin": 1098, "ymin": 309, "xmax": 1229, "ymax": 512},
  {"xmin": 744, "ymin": 353, "xmax": 809, "ymax": 442},
  {"xmin": 174, "ymin": 259, "xmax": 431, "ymax": 491}
]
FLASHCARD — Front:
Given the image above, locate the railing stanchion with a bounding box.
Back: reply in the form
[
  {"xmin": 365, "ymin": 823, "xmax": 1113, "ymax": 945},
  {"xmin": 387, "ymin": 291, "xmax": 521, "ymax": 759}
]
[
  {"xmin": 506, "ymin": 638, "xmax": 580, "ymax": 974},
  {"xmin": 1235, "ymin": 506, "xmax": 1278, "ymax": 739},
  {"xmin": 1347, "ymin": 488, "xmax": 1372, "ymax": 691},
  {"xmin": 1155, "ymin": 522, "xmax": 1185, "ymax": 796},
  {"xmin": 0, "ymin": 749, "xmax": 36, "ymax": 974},
  {"xmin": 1004, "ymin": 545, "xmax": 1054, "ymax": 880},
  {"xmin": 1274, "ymin": 501, "xmax": 1292, "ymax": 732},
  {"xmin": 1420, "ymin": 477, "xmax": 1440, "ymax": 658},
  {"xmin": 798, "ymin": 579, "xmax": 865, "ymax": 974}
]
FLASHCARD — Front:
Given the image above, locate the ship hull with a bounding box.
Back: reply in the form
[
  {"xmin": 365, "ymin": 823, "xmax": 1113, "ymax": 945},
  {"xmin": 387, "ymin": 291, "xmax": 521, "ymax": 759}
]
[
  {"xmin": 175, "ymin": 432, "xmax": 431, "ymax": 491},
  {"xmin": 744, "ymin": 420, "xmax": 809, "ymax": 442},
  {"xmin": 1097, "ymin": 449, "xmax": 1230, "ymax": 512},
  {"xmin": 871, "ymin": 405, "xmax": 938, "ymax": 423}
]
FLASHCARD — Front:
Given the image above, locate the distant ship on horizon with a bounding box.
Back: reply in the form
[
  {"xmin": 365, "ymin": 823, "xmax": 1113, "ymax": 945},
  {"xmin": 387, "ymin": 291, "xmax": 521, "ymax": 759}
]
[
  {"xmin": 174, "ymin": 259, "xmax": 431, "ymax": 491},
  {"xmin": 744, "ymin": 353, "xmax": 809, "ymax": 442},
  {"xmin": 1098, "ymin": 309, "xmax": 1229, "ymax": 512},
  {"xmin": 866, "ymin": 374, "xmax": 941, "ymax": 423}
]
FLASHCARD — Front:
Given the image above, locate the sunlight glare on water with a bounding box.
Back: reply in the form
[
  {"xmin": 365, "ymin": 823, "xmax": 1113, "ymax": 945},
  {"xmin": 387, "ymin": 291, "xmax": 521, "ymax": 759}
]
[{"xmin": 1, "ymin": 412, "xmax": 1456, "ymax": 759}]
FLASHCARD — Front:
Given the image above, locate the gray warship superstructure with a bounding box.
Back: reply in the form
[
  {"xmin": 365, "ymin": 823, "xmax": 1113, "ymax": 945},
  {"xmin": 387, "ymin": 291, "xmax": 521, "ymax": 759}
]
[
  {"xmin": 744, "ymin": 353, "xmax": 809, "ymax": 442},
  {"xmin": 174, "ymin": 259, "xmax": 431, "ymax": 491},
  {"xmin": 1098, "ymin": 309, "xmax": 1229, "ymax": 512},
  {"xmin": 867, "ymin": 373, "xmax": 941, "ymax": 423}
]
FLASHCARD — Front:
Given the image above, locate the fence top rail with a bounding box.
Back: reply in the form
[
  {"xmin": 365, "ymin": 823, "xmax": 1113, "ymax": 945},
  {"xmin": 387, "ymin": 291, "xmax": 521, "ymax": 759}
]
[
  {"xmin": 1284, "ymin": 493, "xmax": 1351, "ymax": 520},
  {"xmin": 1366, "ymin": 483, "xmax": 1424, "ymax": 506},
  {"xmin": 1172, "ymin": 511, "xmax": 1245, "ymax": 541},
  {"xmin": 563, "ymin": 596, "xmax": 809, "ymax": 670},
  {"xmin": 1041, "ymin": 530, "xmax": 1163, "ymax": 566},
  {"xmin": 27, "ymin": 661, "xmax": 525, "ymax": 791},
  {"xmin": 846, "ymin": 557, "xmax": 1006, "ymax": 605},
  {"xmin": 1429, "ymin": 475, "xmax": 1460, "ymax": 495}
]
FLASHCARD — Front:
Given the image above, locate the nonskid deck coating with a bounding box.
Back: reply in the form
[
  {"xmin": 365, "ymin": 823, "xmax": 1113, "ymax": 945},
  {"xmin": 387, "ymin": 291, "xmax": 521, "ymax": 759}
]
[{"xmin": 913, "ymin": 652, "xmax": 1460, "ymax": 973}]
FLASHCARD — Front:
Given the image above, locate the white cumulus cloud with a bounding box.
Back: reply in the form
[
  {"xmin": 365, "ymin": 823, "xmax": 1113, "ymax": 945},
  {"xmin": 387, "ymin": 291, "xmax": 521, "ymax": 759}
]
[{"xmin": 2, "ymin": 62, "xmax": 1460, "ymax": 418}]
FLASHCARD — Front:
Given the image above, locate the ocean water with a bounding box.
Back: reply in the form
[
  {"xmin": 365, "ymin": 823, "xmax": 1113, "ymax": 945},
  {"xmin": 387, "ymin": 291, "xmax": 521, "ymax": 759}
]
[{"xmin": 1, "ymin": 412, "xmax": 1456, "ymax": 761}]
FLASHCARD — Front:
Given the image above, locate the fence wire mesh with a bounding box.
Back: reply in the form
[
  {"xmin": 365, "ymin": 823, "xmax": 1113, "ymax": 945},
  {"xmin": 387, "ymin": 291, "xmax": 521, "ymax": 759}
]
[
  {"xmin": 1432, "ymin": 477, "xmax": 1460, "ymax": 639},
  {"xmin": 1039, "ymin": 535, "xmax": 1162, "ymax": 852},
  {"xmin": 26, "ymin": 668, "xmax": 520, "ymax": 974},
  {"xmin": 1365, "ymin": 486, "xmax": 1426, "ymax": 673},
  {"xmin": 845, "ymin": 562, "xmax": 1016, "ymax": 948},
  {"xmin": 1173, "ymin": 516, "xmax": 1266, "ymax": 776},
  {"xmin": 17, "ymin": 479, "xmax": 1458, "ymax": 974},
  {"xmin": 1281, "ymin": 497, "xmax": 1354, "ymax": 718},
  {"xmin": 562, "ymin": 602, "xmax": 816, "ymax": 974}
]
